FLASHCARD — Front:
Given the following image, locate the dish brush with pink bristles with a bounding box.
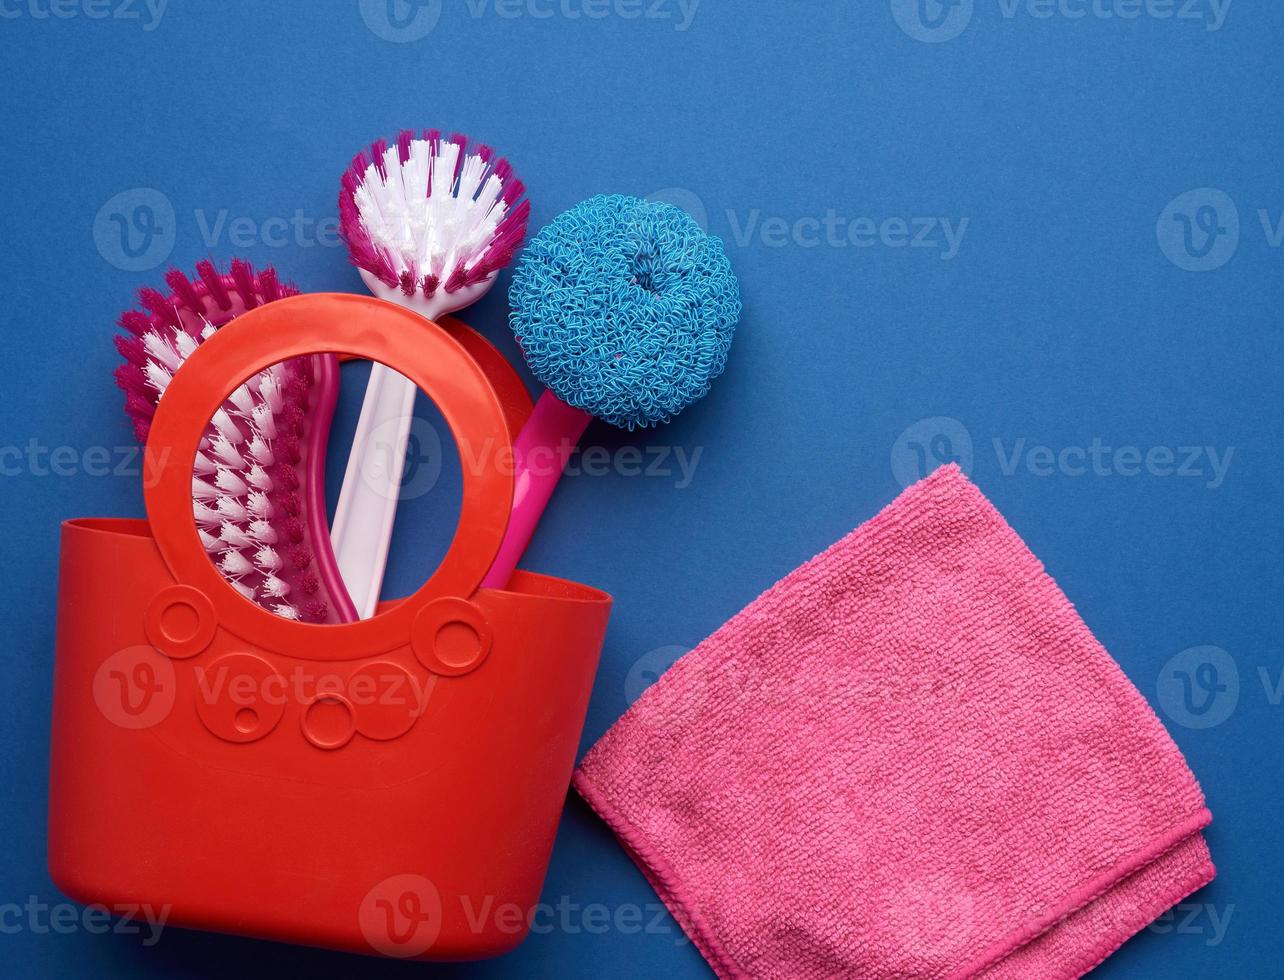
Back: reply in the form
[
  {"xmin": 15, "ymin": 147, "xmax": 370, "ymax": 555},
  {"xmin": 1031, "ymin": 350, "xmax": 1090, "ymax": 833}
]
[
  {"xmin": 338, "ymin": 129, "xmax": 530, "ymax": 312},
  {"xmin": 113, "ymin": 259, "xmax": 357, "ymax": 624}
]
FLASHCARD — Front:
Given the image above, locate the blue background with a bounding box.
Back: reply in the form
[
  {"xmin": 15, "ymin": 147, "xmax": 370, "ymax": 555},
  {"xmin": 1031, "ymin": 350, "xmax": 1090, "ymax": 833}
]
[{"xmin": 1, "ymin": 0, "xmax": 1279, "ymax": 976}]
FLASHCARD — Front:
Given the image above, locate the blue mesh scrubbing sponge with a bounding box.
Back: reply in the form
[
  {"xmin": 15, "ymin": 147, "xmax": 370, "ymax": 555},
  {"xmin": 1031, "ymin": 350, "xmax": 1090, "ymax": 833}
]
[{"xmin": 509, "ymin": 194, "xmax": 741, "ymax": 430}]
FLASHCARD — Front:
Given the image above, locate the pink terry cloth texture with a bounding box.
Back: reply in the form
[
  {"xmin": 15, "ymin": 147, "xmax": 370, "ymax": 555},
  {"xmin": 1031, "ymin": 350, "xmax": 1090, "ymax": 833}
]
[{"xmin": 574, "ymin": 464, "xmax": 1214, "ymax": 980}]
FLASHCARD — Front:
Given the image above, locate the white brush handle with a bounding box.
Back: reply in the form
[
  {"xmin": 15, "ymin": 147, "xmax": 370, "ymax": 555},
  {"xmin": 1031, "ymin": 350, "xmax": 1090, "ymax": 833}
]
[
  {"xmin": 330, "ymin": 361, "xmax": 419, "ymax": 620},
  {"xmin": 332, "ymin": 273, "xmax": 498, "ymax": 618}
]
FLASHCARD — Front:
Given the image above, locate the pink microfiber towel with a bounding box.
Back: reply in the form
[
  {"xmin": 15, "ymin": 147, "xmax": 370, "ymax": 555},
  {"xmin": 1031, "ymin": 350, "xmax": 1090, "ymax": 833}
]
[{"xmin": 574, "ymin": 464, "xmax": 1213, "ymax": 979}]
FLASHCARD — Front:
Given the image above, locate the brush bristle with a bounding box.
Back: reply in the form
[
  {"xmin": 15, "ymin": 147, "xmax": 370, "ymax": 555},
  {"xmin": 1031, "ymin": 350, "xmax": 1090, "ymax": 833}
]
[
  {"xmin": 338, "ymin": 130, "xmax": 530, "ymax": 304},
  {"xmin": 112, "ymin": 261, "xmax": 340, "ymax": 624}
]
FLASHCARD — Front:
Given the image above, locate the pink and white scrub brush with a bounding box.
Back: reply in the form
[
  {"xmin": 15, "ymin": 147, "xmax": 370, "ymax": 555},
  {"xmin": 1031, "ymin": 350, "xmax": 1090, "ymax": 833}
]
[
  {"xmin": 333, "ymin": 129, "xmax": 530, "ymax": 618},
  {"xmin": 113, "ymin": 259, "xmax": 357, "ymax": 624}
]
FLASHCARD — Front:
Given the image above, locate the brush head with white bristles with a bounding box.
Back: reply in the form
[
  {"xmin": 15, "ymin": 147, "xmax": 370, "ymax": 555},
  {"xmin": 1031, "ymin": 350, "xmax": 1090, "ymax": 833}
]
[{"xmin": 339, "ymin": 129, "xmax": 531, "ymax": 320}]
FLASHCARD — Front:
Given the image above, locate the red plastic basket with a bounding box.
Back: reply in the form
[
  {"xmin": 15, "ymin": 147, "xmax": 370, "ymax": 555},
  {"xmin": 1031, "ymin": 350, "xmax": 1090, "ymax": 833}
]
[{"xmin": 47, "ymin": 294, "xmax": 611, "ymax": 959}]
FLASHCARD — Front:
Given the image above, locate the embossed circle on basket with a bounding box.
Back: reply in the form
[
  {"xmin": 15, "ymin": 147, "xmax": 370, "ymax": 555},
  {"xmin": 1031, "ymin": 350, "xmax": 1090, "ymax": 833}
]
[
  {"xmin": 144, "ymin": 584, "xmax": 217, "ymax": 659},
  {"xmin": 351, "ymin": 661, "xmax": 431, "ymax": 741},
  {"xmin": 411, "ymin": 597, "xmax": 493, "ymax": 677},
  {"xmin": 302, "ymin": 693, "xmax": 356, "ymax": 750},
  {"xmin": 195, "ymin": 653, "xmax": 285, "ymax": 743}
]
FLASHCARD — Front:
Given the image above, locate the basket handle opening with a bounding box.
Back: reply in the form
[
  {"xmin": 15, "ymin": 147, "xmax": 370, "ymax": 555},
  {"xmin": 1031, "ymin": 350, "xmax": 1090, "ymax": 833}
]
[{"xmin": 143, "ymin": 293, "xmax": 515, "ymax": 661}]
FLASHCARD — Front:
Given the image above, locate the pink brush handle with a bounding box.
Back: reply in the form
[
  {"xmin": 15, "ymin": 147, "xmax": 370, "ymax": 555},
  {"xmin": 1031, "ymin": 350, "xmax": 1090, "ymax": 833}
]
[{"xmin": 482, "ymin": 391, "xmax": 592, "ymax": 589}]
